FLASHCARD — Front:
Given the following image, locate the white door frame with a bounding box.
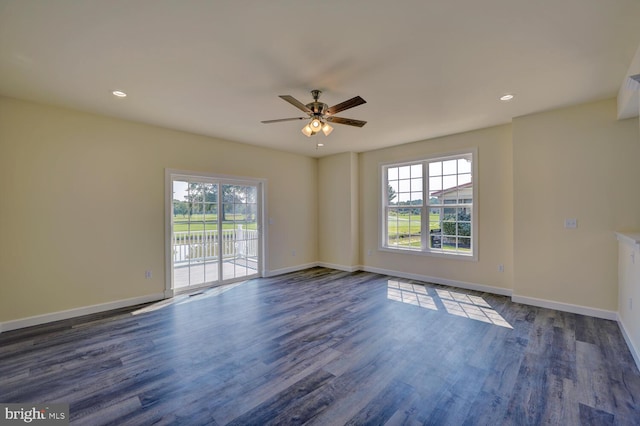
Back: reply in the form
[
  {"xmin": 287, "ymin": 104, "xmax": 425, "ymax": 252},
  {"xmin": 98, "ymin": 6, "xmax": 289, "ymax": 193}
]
[{"xmin": 164, "ymin": 169, "xmax": 267, "ymax": 298}]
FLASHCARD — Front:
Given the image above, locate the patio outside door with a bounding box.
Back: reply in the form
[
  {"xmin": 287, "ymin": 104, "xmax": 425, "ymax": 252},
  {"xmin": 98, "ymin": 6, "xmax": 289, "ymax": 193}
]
[{"xmin": 169, "ymin": 174, "xmax": 262, "ymax": 292}]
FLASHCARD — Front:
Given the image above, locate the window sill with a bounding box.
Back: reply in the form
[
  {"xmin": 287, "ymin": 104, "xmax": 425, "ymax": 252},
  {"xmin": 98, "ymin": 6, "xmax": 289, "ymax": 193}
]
[{"xmin": 379, "ymin": 246, "xmax": 478, "ymax": 261}]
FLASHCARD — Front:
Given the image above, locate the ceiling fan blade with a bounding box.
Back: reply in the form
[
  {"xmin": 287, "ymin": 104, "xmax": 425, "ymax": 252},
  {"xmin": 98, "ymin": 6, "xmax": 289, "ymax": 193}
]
[
  {"xmin": 326, "ymin": 116, "xmax": 367, "ymax": 127},
  {"xmin": 326, "ymin": 96, "xmax": 366, "ymax": 115},
  {"xmin": 261, "ymin": 117, "xmax": 307, "ymax": 124},
  {"xmin": 279, "ymin": 95, "xmax": 312, "ymax": 113}
]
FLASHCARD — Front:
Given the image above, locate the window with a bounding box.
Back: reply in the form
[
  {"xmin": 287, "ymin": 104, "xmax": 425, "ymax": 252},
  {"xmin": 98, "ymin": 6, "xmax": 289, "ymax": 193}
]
[{"xmin": 382, "ymin": 151, "xmax": 476, "ymax": 258}]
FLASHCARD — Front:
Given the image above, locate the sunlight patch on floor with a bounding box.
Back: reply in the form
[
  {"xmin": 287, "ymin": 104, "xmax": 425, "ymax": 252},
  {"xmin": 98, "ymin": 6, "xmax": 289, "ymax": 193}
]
[
  {"xmin": 436, "ymin": 289, "xmax": 512, "ymax": 329},
  {"xmin": 132, "ymin": 281, "xmax": 247, "ymax": 315},
  {"xmin": 386, "ymin": 280, "xmax": 512, "ymax": 328},
  {"xmin": 387, "ymin": 280, "xmax": 438, "ymax": 310}
]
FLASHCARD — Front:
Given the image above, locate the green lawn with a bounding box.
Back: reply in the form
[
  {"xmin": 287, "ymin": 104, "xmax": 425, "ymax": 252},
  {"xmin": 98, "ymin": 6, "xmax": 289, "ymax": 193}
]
[
  {"xmin": 173, "ymin": 214, "xmax": 257, "ymax": 232},
  {"xmin": 387, "ymin": 212, "xmax": 441, "ymax": 235},
  {"xmin": 387, "ymin": 212, "xmax": 470, "ymax": 252}
]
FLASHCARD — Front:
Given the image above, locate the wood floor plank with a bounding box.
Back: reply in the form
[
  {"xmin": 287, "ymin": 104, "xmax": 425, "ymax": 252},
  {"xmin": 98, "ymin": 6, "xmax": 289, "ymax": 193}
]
[
  {"xmin": 209, "ymin": 346, "xmax": 342, "ymax": 424},
  {"xmin": 224, "ymin": 368, "xmax": 336, "ymax": 426},
  {"xmin": 1, "ymin": 267, "xmax": 639, "ymax": 425},
  {"xmin": 549, "ymin": 325, "xmax": 577, "ymax": 381},
  {"xmin": 343, "ymin": 378, "xmax": 414, "ymax": 425},
  {"xmin": 464, "ymin": 338, "xmax": 527, "ymax": 424},
  {"xmin": 579, "ymin": 403, "xmax": 615, "ymax": 425},
  {"xmin": 503, "ymin": 352, "xmax": 552, "ymax": 425},
  {"xmin": 424, "ymin": 364, "xmax": 489, "ymax": 425},
  {"xmin": 576, "ymin": 340, "xmax": 616, "ymax": 414}
]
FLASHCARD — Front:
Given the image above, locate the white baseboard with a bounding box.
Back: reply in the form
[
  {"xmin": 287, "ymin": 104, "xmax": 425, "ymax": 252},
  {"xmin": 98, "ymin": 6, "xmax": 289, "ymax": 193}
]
[
  {"xmin": 0, "ymin": 293, "xmax": 166, "ymax": 333},
  {"xmin": 617, "ymin": 314, "xmax": 640, "ymax": 372},
  {"xmin": 511, "ymin": 294, "xmax": 618, "ymax": 321},
  {"xmin": 264, "ymin": 262, "xmax": 320, "ymax": 277},
  {"xmin": 317, "ymin": 262, "xmax": 361, "ymax": 273},
  {"xmin": 360, "ymin": 265, "xmax": 513, "ymax": 297}
]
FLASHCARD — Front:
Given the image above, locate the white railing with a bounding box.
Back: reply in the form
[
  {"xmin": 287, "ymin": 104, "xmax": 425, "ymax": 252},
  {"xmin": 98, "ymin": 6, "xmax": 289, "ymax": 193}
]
[{"xmin": 172, "ymin": 226, "xmax": 258, "ymax": 264}]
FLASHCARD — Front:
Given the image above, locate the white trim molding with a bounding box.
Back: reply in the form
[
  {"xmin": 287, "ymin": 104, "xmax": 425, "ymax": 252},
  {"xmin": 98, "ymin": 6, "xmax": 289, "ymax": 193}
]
[
  {"xmin": 264, "ymin": 262, "xmax": 320, "ymax": 277},
  {"xmin": 511, "ymin": 294, "xmax": 618, "ymax": 321},
  {"xmin": 617, "ymin": 314, "xmax": 640, "ymax": 372},
  {"xmin": 317, "ymin": 262, "xmax": 361, "ymax": 273},
  {"xmin": 616, "ymin": 231, "xmax": 640, "ymax": 250},
  {"xmin": 360, "ymin": 265, "xmax": 513, "ymax": 297},
  {"xmin": 0, "ymin": 293, "xmax": 166, "ymax": 333}
]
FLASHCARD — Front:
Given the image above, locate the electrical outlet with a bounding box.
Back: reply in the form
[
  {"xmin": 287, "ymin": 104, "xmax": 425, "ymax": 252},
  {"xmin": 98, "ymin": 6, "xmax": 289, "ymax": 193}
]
[
  {"xmin": 145, "ymin": 270, "xmax": 152, "ymax": 279},
  {"xmin": 368, "ymin": 249, "xmax": 372, "ymax": 256},
  {"xmin": 630, "ymin": 298, "xmax": 633, "ymax": 311},
  {"xmin": 292, "ymin": 250, "xmax": 296, "ymax": 257},
  {"xmin": 564, "ymin": 218, "xmax": 577, "ymax": 229},
  {"xmin": 498, "ymin": 264, "xmax": 504, "ymax": 272}
]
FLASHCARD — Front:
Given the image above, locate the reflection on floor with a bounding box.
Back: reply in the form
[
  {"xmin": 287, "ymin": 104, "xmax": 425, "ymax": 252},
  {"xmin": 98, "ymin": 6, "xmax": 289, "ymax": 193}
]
[
  {"xmin": 387, "ymin": 279, "xmax": 512, "ymax": 328},
  {"xmin": 132, "ymin": 281, "xmax": 248, "ymax": 315}
]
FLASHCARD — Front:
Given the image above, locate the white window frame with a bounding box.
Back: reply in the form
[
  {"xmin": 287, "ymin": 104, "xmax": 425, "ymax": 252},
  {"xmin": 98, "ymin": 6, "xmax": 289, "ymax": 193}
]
[{"xmin": 379, "ymin": 149, "xmax": 478, "ymax": 261}]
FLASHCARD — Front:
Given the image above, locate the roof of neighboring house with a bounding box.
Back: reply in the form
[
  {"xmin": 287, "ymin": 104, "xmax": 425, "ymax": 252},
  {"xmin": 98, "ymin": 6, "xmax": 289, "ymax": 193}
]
[{"xmin": 430, "ymin": 182, "xmax": 473, "ymax": 197}]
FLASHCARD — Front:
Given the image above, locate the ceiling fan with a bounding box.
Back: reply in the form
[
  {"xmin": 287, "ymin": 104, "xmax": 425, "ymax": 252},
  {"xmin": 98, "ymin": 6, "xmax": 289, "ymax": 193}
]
[{"xmin": 261, "ymin": 90, "xmax": 366, "ymax": 138}]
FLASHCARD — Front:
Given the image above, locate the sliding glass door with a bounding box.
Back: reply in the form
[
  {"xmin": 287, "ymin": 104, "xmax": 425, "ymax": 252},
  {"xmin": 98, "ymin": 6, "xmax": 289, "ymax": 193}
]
[
  {"xmin": 169, "ymin": 173, "xmax": 262, "ymax": 292},
  {"xmin": 220, "ymin": 184, "xmax": 259, "ymax": 281}
]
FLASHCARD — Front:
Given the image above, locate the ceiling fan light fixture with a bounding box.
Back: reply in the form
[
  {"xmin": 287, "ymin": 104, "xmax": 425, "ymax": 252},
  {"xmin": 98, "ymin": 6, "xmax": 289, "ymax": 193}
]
[
  {"xmin": 322, "ymin": 123, "xmax": 333, "ymax": 136},
  {"xmin": 310, "ymin": 118, "xmax": 322, "ymax": 131},
  {"xmin": 301, "ymin": 124, "xmax": 313, "ymax": 137},
  {"xmin": 264, "ymin": 89, "xmax": 367, "ymax": 140}
]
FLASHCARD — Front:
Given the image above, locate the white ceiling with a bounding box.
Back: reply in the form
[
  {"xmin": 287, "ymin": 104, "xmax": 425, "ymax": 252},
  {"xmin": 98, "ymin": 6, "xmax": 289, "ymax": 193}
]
[{"xmin": 1, "ymin": 0, "xmax": 640, "ymax": 157}]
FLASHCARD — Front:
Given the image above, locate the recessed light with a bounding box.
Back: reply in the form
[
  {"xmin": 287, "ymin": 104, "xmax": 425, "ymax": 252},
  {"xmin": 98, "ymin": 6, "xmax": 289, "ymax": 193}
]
[
  {"xmin": 112, "ymin": 90, "xmax": 127, "ymax": 98},
  {"xmin": 499, "ymin": 94, "xmax": 514, "ymax": 101},
  {"xmin": 317, "ymin": 143, "xmax": 324, "ymax": 147}
]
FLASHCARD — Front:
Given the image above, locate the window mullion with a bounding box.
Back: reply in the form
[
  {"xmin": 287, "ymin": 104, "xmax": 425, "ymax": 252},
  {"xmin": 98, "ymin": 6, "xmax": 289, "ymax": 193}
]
[{"xmin": 422, "ymin": 161, "xmax": 428, "ymax": 251}]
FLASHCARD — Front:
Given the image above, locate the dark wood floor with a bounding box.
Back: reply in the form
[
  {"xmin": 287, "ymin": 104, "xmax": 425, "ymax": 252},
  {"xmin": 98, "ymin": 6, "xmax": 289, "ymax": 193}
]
[{"xmin": 1, "ymin": 268, "xmax": 639, "ymax": 425}]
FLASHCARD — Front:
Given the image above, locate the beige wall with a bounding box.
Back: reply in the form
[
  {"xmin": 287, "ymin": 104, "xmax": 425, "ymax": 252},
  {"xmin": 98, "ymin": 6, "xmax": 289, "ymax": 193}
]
[
  {"xmin": 3, "ymin": 94, "xmax": 640, "ymax": 327},
  {"xmin": 0, "ymin": 96, "xmax": 318, "ymax": 322},
  {"xmin": 513, "ymin": 99, "xmax": 640, "ymax": 310},
  {"xmin": 359, "ymin": 124, "xmax": 514, "ymax": 291},
  {"xmin": 318, "ymin": 152, "xmax": 359, "ymax": 268}
]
